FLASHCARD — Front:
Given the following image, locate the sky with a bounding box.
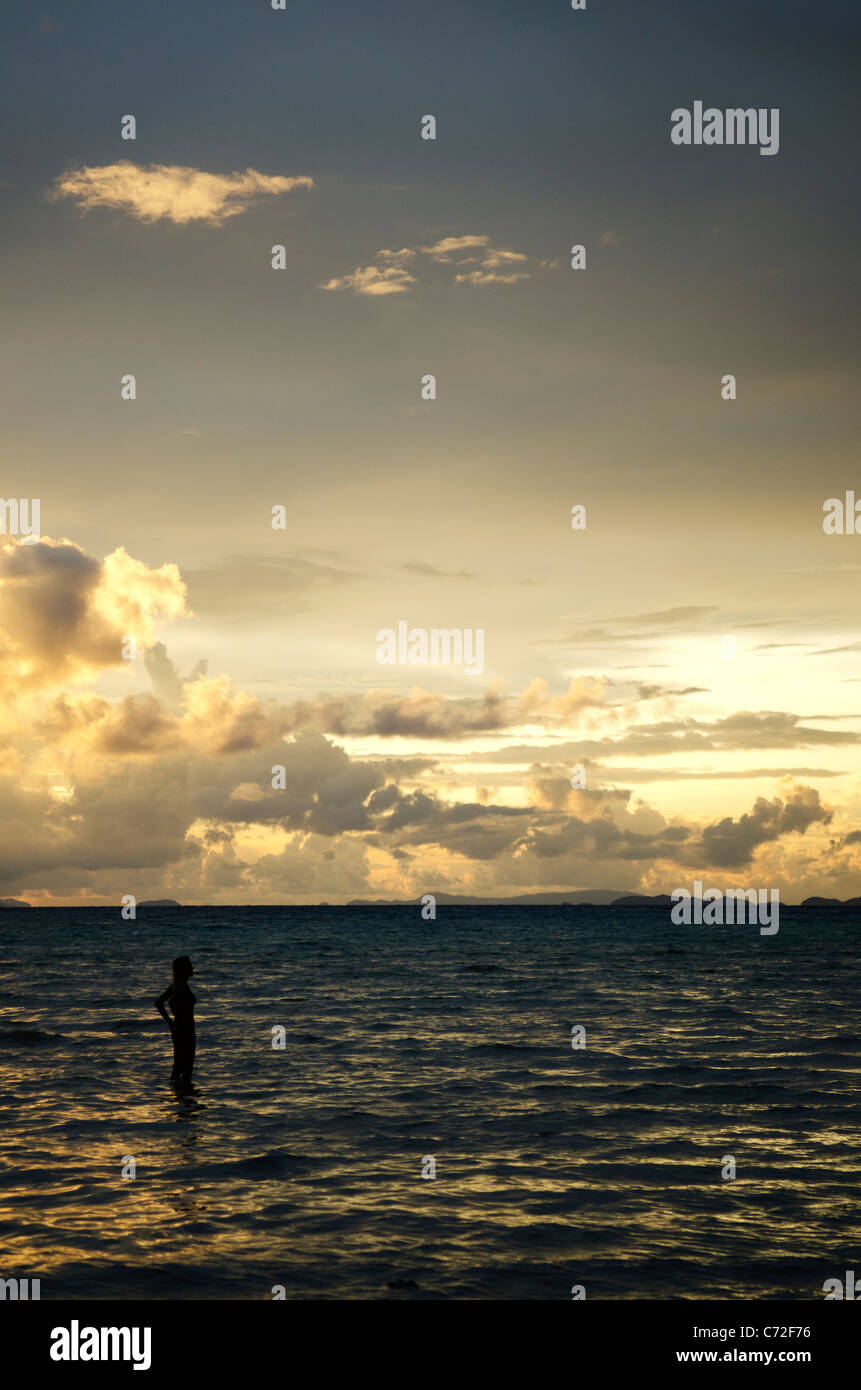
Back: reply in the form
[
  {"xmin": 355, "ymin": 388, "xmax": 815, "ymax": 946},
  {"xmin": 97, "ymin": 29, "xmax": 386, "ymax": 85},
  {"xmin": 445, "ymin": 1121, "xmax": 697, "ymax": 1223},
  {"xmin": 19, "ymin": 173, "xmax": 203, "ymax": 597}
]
[{"xmin": 1, "ymin": 0, "xmax": 860, "ymax": 903}]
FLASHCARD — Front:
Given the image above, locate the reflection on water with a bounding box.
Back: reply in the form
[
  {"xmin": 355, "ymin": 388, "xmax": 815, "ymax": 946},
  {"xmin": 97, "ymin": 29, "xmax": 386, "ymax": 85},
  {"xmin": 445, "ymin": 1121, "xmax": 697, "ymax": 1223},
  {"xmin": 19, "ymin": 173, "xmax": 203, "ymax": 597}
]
[{"xmin": 0, "ymin": 905, "xmax": 858, "ymax": 1299}]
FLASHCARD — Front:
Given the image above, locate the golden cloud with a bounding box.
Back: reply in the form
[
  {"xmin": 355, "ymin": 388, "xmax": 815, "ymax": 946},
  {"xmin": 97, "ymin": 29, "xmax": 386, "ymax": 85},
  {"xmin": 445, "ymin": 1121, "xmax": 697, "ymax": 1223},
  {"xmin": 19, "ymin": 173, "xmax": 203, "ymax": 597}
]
[
  {"xmin": 323, "ymin": 234, "xmax": 532, "ymax": 295},
  {"xmin": 0, "ymin": 539, "xmax": 187, "ymax": 693},
  {"xmin": 50, "ymin": 161, "xmax": 314, "ymax": 225},
  {"xmin": 0, "ymin": 535, "xmax": 851, "ymax": 904},
  {"xmin": 320, "ymin": 262, "xmax": 417, "ymax": 296}
]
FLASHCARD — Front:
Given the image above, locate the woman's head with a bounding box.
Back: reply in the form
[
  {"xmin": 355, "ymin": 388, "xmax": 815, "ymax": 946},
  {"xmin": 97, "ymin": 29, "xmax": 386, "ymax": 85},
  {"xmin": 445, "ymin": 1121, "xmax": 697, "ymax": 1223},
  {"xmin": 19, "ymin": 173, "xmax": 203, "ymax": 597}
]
[{"xmin": 172, "ymin": 955, "xmax": 194, "ymax": 985}]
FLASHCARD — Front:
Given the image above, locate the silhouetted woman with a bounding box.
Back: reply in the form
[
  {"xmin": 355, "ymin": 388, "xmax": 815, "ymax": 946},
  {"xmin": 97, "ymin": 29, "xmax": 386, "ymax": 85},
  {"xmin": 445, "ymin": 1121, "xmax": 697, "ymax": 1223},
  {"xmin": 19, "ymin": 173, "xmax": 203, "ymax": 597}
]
[{"xmin": 155, "ymin": 956, "xmax": 196, "ymax": 1084}]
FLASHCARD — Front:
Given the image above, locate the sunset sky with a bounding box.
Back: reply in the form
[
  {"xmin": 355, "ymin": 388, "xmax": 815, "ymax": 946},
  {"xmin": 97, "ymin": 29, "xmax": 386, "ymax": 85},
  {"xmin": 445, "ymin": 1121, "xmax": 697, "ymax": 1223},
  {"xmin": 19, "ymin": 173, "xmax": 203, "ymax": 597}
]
[{"xmin": 1, "ymin": 0, "xmax": 859, "ymax": 903}]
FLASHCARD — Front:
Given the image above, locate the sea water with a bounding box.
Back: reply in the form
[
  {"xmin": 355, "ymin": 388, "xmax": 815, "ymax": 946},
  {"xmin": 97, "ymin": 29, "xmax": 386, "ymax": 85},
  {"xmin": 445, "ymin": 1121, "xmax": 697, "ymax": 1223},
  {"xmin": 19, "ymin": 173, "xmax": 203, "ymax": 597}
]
[{"xmin": 0, "ymin": 905, "xmax": 857, "ymax": 1299}]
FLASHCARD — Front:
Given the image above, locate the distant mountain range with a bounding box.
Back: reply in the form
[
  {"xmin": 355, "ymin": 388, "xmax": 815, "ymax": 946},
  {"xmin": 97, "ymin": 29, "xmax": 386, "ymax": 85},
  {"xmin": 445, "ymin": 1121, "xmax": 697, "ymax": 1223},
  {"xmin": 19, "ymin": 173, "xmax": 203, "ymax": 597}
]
[
  {"xmin": 0, "ymin": 893, "xmax": 858, "ymax": 910},
  {"xmin": 347, "ymin": 891, "xmax": 861, "ymax": 909},
  {"xmin": 0, "ymin": 897, "xmax": 182, "ymax": 909},
  {"xmin": 348, "ymin": 889, "xmax": 626, "ymax": 906}
]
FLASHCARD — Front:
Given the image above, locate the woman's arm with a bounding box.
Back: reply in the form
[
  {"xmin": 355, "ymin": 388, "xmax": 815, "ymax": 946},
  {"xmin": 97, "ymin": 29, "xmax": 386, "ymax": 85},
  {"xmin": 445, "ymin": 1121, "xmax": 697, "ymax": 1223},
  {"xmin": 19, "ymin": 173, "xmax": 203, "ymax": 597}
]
[{"xmin": 155, "ymin": 987, "xmax": 173, "ymax": 1025}]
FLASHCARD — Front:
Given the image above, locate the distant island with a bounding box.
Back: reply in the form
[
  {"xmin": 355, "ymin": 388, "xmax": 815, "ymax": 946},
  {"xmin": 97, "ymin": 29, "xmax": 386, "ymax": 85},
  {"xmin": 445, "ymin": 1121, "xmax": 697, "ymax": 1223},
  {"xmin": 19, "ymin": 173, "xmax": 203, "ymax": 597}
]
[
  {"xmin": 348, "ymin": 889, "xmax": 625, "ymax": 906},
  {"xmin": 347, "ymin": 891, "xmax": 861, "ymax": 909},
  {"xmin": 0, "ymin": 894, "xmax": 857, "ymax": 910},
  {"xmin": 798, "ymin": 895, "xmax": 861, "ymax": 907}
]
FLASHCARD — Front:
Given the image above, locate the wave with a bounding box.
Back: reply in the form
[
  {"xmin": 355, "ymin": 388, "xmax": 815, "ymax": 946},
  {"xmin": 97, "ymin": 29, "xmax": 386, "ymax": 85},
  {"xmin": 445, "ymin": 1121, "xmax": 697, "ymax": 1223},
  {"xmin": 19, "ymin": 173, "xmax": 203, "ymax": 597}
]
[{"xmin": 0, "ymin": 1028, "xmax": 63, "ymax": 1045}]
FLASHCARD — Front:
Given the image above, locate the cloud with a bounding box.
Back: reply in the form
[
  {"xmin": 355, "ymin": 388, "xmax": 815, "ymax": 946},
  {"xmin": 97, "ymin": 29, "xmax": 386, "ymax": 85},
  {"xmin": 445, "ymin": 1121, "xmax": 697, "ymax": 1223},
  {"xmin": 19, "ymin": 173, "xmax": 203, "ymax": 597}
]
[
  {"xmin": 705, "ymin": 711, "xmax": 861, "ymax": 751},
  {"xmin": 184, "ymin": 552, "xmax": 361, "ymax": 619},
  {"xmin": 454, "ymin": 245, "xmax": 530, "ymax": 285},
  {"xmin": 601, "ymin": 229, "xmax": 624, "ymax": 246},
  {"xmin": 589, "ymin": 765, "xmax": 846, "ymax": 784},
  {"xmin": 323, "ymin": 234, "xmax": 532, "ymax": 295},
  {"xmin": 49, "ymin": 162, "xmax": 314, "ymax": 225},
  {"xmin": 420, "ymin": 234, "xmax": 490, "ymax": 261},
  {"xmin": 690, "ymin": 783, "xmax": 832, "ymax": 869},
  {"xmin": 0, "ymin": 539, "xmax": 187, "ymax": 694},
  {"xmin": 538, "ymin": 606, "xmax": 719, "ymax": 645},
  {"xmin": 480, "ymin": 249, "xmax": 529, "ymax": 269},
  {"xmin": 454, "ymin": 269, "xmax": 529, "ymax": 285},
  {"xmin": 282, "ymin": 677, "xmax": 608, "ymax": 740},
  {"xmin": 143, "ymin": 642, "xmax": 207, "ymax": 708},
  {"xmin": 93, "ymin": 692, "xmax": 184, "ymax": 756},
  {"xmin": 455, "ymin": 707, "xmax": 861, "ymax": 765},
  {"xmin": 401, "ymin": 561, "xmax": 477, "ymax": 580},
  {"xmin": 377, "ymin": 247, "xmax": 417, "ymax": 263},
  {"xmin": 285, "ymin": 684, "xmax": 513, "ymax": 740},
  {"xmin": 0, "ymin": 533, "xmax": 855, "ymax": 905},
  {"xmin": 320, "ymin": 261, "xmax": 417, "ymax": 296}
]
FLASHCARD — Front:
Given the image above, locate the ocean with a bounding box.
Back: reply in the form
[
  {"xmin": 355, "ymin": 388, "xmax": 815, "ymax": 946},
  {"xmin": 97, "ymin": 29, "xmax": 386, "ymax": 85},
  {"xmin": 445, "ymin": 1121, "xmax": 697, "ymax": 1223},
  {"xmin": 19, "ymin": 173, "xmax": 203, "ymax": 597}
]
[{"xmin": 0, "ymin": 905, "xmax": 858, "ymax": 1300}]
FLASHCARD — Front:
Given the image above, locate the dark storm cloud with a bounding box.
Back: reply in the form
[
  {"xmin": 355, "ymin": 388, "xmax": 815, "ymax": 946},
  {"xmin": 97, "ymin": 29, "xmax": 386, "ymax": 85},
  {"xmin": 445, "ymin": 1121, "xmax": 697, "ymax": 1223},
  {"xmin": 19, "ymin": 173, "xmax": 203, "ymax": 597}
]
[{"xmin": 690, "ymin": 787, "xmax": 832, "ymax": 869}]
